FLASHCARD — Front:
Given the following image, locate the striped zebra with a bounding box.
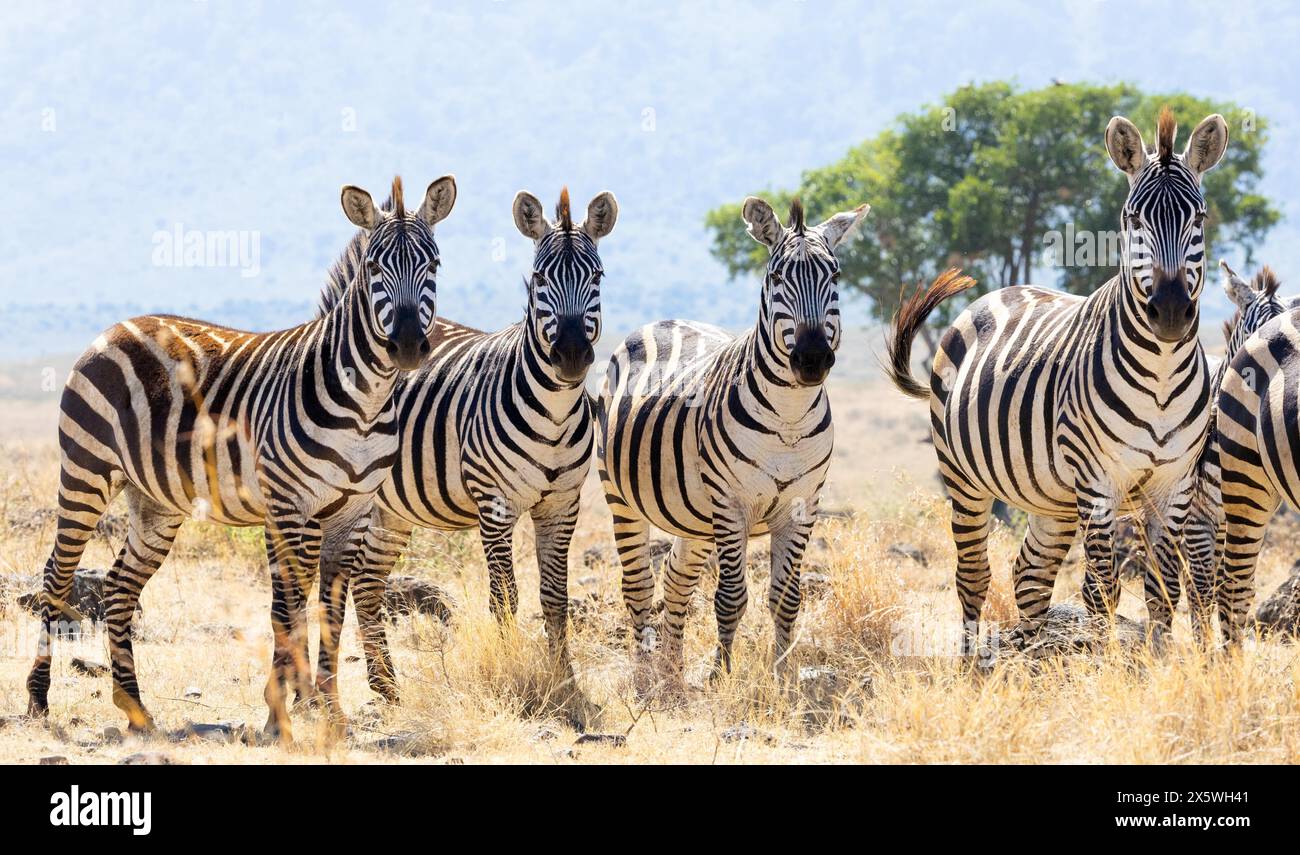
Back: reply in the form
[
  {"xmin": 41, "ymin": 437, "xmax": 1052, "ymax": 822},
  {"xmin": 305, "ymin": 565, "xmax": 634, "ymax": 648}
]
[
  {"xmin": 25, "ymin": 176, "xmax": 457, "ymax": 738},
  {"xmin": 1181, "ymin": 262, "xmax": 1286, "ymax": 642},
  {"xmin": 597, "ymin": 196, "xmax": 868, "ymax": 688},
  {"xmin": 313, "ymin": 188, "xmax": 617, "ymax": 707},
  {"xmin": 1214, "ymin": 273, "xmax": 1300, "ymax": 642},
  {"xmin": 886, "ymin": 109, "xmax": 1229, "ymax": 654}
]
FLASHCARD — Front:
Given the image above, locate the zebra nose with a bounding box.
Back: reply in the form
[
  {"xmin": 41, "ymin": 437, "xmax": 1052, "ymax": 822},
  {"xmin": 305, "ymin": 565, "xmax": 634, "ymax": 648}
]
[
  {"xmin": 386, "ymin": 312, "xmax": 429, "ymax": 370},
  {"xmin": 1147, "ymin": 272, "xmax": 1196, "ymax": 343},
  {"xmin": 790, "ymin": 328, "xmax": 835, "ymax": 385},
  {"xmin": 551, "ymin": 317, "xmax": 593, "ymax": 381}
]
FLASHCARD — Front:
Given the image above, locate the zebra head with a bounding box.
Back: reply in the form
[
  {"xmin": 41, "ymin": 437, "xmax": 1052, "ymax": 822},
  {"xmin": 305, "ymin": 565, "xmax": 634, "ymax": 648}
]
[
  {"xmin": 513, "ymin": 187, "xmax": 618, "ymax": 383},
  {"xmin": 340, "ymin": 175, "xmax": 457, "ymax": 370},
  {"xmin": 1106, "ymin": 108, "xmax": 1228, "ymax": 344},
  {"xmin": 1221, "ymin": 261, "xmax": 1285, "ymax": 352},
  {"xmin": 741, "ymin": 196, "xmax": 869, "ymax": 386}
]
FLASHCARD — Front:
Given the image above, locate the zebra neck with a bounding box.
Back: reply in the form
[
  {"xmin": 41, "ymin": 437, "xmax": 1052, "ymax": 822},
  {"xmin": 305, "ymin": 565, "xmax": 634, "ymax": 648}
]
[
  {"xmin": 742, "ymin": 328, "xmax": 826, "ymax": 422},
  {"xmin": 318, "ymin": 282, "xmax": 400, "ymax": 424}
]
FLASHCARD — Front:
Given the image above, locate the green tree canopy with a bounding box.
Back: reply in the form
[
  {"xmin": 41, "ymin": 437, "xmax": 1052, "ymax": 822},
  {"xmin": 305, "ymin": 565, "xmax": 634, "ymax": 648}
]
[{"xmin": 705, "ymin": 81, "xmax": 1279, "ymax": 349}]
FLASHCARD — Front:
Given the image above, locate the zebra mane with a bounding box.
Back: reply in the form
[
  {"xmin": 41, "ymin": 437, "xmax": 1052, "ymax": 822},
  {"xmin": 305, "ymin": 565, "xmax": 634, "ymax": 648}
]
[
  {"xmin": 1254, "ymin": 266, "xmax": 1281, "ymax": 298},
  {"xmin": 556, "ymin": 187, "xmax": 572, "ymax": 232},
  {"xmin": 1222, "ymin": 315, "xmax": 1237, "ymax": 346},
  {"xmin": 317, "ymin": 191, "xmax": 396, "ymax": 317},
  {"xmin": 789, "ymin": 198, "xmax": 806, "ymax": 235},
  {"xmin": 391, "ymin": 175, "xmax": 404, "ymax": 215},
  {"xmin": 1156, "ymin": 105, "xmax": 1176, "ymax": 166}
]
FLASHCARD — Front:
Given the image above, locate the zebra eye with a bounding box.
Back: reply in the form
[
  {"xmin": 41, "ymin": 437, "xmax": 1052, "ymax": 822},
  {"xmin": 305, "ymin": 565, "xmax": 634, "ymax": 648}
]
[
  {"xmin": 1193, "ymin": 212, "xmax": 1207, "ymax": 228},
  {"xmin": 1127, "ymin": 215, "xmax": 1143, "ymax": 230},
  {"xmin": 769, "ymin": 270, "xmax": 783, "ymax": 285},
  {"xmin": 367, "ymin": 260, "xmax": 381, "ymax": 276}
]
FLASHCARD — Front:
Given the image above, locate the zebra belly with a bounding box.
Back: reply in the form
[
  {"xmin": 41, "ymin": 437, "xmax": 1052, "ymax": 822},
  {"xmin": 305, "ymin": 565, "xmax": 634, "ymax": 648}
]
[
  {"xmin": 936, "ymin": 370, "xmax": 1076, "ymax": 517},
  {"xmin": 376, "ymin": 407, "xmax": 593, "ymax": 531}
]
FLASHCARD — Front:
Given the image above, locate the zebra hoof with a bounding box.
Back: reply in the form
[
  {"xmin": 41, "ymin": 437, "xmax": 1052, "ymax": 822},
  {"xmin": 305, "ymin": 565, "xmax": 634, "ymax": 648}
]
[
  {"xmin": 261, "ymin": 713, "xmax": 294, "ymax": 745},
  {"xmin": 26, "ymin": 697, "xmax": 49, "ymax": 719},
  {"xmin": 708, "ymin": 646, "xmax": 733, "ymax": 683},
  {"xmin": 1143, "ymin": 623, "xmax": 1171, "ymax": 655},
  {"xmin": 126, "ymin": 718, "xmax": 156, "ymax": 737},
  {"xmin": 631, "ymin": 654, "xmax": 658, "ymax": 699}
]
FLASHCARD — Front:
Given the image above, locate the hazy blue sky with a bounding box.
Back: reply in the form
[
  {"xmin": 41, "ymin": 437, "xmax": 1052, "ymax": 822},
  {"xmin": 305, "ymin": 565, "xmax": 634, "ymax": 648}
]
[{"xmin": 1, "ymin": 0, "xmax": 1297, "ymax": 356}]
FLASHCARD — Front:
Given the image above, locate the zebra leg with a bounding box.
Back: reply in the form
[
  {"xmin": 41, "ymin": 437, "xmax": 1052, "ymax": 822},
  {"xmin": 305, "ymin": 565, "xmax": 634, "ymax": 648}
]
[
  {"xmin": 948, "ymin": 486, "xmax": 994, "ymax": 657},
  {"xmin": 314, "ymin": 518, "xmax": 365, "ymax": 722},
  {"xmin": 608, "ymin": 493, "xmax": 655, "ymax": 659},
  {"xmin": 1183, "ymin": 496, "xmax": 1222, "ymax": 646},
  {"xmin": 1008, "ymin": 513, "xmax": 1078, "ymax": 644},
  {"xmin": 1142, "ymin": 502, "xmax": 1190, "ymax": 640},
  {"xmin": 768, "ymin": 501, "xmax": 816, "ymax": 677},
  {"xmin": 659, "ymin": 537, "xmax": 711, "ymax": 678},
  {"xmin": 476, "ymin": 495, "xmax": 521, "ymax": 626},
  {"xmin": 262, "ymin": 513, "xmax": 322, "ymax": 741},
  {"xmin": 27, "ymin": 466, "xmax": 123, "ymax": 718},
  {"xmin": 1212, "ymin": 520, "xmax": 1230, "ymax": 644},
  {"xmin": 1220, "ymin": 496, "xmax": 1278, "ymax": 645},
  {"xmin": 1078, "ymin": 489, "xmax": 1120, "ymax": 620},
  {"xmin": 352, "ymin": 509, "xmax": 413, "ymax": 704},
  {"xmin": 106, "ymin": 488, "xmax": 184, "ymax": 732},
  {"xmin": 531, "ymin": 496, "xmax": 580, "ymax": 665},
  {"xmin": 710, "ymin": 508, "xmax": 750, "ymax": 677}
]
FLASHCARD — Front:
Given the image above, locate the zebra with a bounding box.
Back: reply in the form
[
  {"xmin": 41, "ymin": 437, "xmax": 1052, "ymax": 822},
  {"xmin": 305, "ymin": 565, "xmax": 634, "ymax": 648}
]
[
  {"xmin": 1214, "ymin": 273, "xmax": 1300, "ymax": 643},
  {"xmin": 25, "ymin": 175, "xmax": 457, "ymax": 738},
  {"xmin": 1180, "ymin": 262, "xmax": 1287, "ymax": 643},
  {"xmin": 886, "ymin": 108, "xmax": 1229, "ymax": 654},
  {"xmin": 313, "ymin": 187, "xmax": 618, "ymax": 707},
  {"xmin": 596, "ymin": 196, "xmax": 868, "ymax": 688}
]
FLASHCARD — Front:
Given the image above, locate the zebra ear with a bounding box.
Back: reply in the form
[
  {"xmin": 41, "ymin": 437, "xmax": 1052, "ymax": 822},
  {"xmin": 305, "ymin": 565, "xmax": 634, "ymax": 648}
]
[
  {"xmin": 742, "ymin": 196, "xmax": 782, "ymax": 249},
  {"xmin": 1220, "ymin": 260, "xmax": 1255, "ymax": 309},
  {"xmin": 1105, "ymin": 116, "xmax": 1148, "ymax": 178},
  {"xmin": 819, "ymin": 204, "xmax": 870, "ymax": 249},
  {"xmin": 583, "ymin": 192, "xmax": 619, "ymax": 242},
  {"xmin": 513, "ymin": 191, "xmax": 551, "ymax": 241},
  {"xmin": 1184, "ymin": 114, "xmax": 1228, "ymax": 177},
  {"xmin": 341, "ymin": 186, "xmax": 380, "ymax": 230},
  {"xmin": 418, "ymin": 175, "xmax": 457, "ymax": 228}
]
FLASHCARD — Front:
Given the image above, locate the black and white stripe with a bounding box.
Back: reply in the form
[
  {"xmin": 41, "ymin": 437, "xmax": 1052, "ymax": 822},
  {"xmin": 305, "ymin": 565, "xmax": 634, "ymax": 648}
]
[
  {"xmin": 1214, "ymin": 272, "xmax": 1300, "ymax": 643},
  {"xmin": 597, "ymin": 197, "xmax": 867, "ymax": 687},
  {"xmin": 886, "ymin": 110, "xmax": 1229, "ymax": 653},
  {"xmin": 1180, "ymin": 263, "xmax": 1287, "ymax": 642},
  {"xmin": 314, "ymin": 188, "xmax": 617, "ymax": 704},
  {"xmin": 25, "ymin": 175, "xmax": 456, "ymax": 738}
]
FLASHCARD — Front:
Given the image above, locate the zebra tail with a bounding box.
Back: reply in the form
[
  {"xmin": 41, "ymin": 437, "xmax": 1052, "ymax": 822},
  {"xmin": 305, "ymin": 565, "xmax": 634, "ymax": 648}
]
[{"xmin": 884, "ymin": 267, "xmax": 976, "ymax": 400}]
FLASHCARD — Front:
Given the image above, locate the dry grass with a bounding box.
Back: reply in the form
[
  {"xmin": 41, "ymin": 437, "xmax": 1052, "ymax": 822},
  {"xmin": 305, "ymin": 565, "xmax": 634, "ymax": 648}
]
[{"xmin": 2, "ymin": 375, "xmax": 1299, "ymax": 765}]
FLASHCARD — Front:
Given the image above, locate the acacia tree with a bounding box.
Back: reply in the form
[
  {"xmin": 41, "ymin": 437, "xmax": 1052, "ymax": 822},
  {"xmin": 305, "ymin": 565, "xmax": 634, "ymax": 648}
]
[{"xmin": 705, "ymin": 81, "xmax": 1278, "ymax": 361}]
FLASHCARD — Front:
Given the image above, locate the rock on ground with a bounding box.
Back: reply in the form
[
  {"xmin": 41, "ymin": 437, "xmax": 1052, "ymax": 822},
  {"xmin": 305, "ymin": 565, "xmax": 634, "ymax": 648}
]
[
  {"xmin": 14, "ymin": 568, "xmax": 142, "ymax": 630},
  {"xmin": 383, "ymin": 576, "xmax": 453, "ymax": 623},
  {"xmin": 993, "ymin": 603, "xmax": 1147, "ymax": 659},
  {"xmin": 1253, "ymin": 561, "xmax": 1300, "ymax": 638}
]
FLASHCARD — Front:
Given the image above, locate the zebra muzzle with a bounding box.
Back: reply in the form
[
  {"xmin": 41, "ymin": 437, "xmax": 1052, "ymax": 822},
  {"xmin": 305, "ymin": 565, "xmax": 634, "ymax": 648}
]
[
  {"xmin": 551, "ymin": 318, "xmax": 594, "ymax": 382},
  {"xmin": 1145, "ymin": 273, "xmax": 1197, "ymax": 343},
  {"xmin": 790, "ymin": 328, "xmax": 835, "ymax": 385},
  {"xmin": 385, "ymin": 312, "xmax": 432, "ymax": 370}
]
